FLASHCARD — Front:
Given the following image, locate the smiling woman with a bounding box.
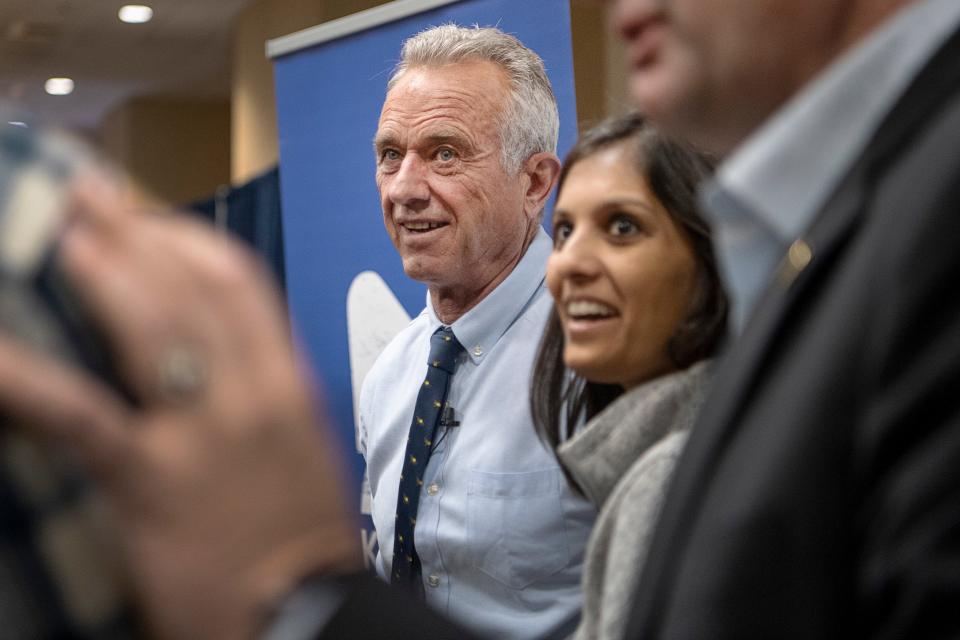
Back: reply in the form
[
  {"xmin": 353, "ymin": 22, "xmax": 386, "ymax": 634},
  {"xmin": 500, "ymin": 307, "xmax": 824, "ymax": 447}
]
[
  {"xmin": 548, "ymin": 141, "xmax": 700, "ymax": 389},
  {"xmin": 530, "ymin": 112, "xmax": 727, "ymax": 640}
]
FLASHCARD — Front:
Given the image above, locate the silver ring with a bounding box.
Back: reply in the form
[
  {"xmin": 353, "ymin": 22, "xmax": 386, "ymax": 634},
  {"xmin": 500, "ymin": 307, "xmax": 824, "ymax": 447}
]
[{"xmin": 157, "ymin": 346, "xmax": 207, "ymax": 403}]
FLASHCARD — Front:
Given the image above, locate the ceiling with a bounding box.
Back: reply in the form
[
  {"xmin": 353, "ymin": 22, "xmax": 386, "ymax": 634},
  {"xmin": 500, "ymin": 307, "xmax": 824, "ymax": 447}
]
[{"xmin": 0, "ymin": 0, "xmax": 257, "ymax": 132}]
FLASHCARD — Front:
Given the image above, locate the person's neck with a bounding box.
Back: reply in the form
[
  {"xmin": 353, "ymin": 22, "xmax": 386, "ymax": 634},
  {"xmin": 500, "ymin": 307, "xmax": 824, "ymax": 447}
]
[
  {"xmin": 430, "ymin": 224, "xmax": 537, "ymax": 325},
  {"xmin": 708, "ymin": 0, "xmax": 916, "ymax": 156}
]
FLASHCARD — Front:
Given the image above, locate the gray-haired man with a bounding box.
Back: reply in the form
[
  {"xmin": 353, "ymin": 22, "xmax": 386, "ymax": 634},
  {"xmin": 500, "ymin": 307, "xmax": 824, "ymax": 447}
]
[{"xmin": 359, "ymin": 25, "xmax": 594, "ymax": 639}]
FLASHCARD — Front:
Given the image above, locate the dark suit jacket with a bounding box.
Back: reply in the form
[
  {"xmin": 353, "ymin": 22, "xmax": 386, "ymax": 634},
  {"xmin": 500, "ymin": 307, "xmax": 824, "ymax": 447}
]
[
  {"xmin": 625, "ymin": 23, "xmax": 960, "ymax": 640},
  {"xmin": 321, "ymin": 25, "xmax": 960, "ymax": 640}
]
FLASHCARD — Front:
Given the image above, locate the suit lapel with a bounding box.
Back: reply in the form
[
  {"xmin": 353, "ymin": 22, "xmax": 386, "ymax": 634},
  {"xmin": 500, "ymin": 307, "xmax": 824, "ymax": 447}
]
[{"xmin": 628, "ymin": 23, "xmax": 960, "ymax": 639}]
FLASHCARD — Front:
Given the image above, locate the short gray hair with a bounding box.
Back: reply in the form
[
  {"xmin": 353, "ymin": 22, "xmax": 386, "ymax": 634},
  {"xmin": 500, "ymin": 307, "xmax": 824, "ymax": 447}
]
[{"xmin": 388, "ymin": 24, "xmax": 559, "ymax": 174}]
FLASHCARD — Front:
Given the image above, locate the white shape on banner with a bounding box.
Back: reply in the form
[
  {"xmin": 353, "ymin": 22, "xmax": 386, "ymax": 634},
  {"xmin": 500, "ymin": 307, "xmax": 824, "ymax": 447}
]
[
  {"xmin": 346, "ymin": 270, "xmax": 412, "ymax": 453},
  {"xmin": 348, "ymin": 271, "xmax": 410, "ymax": 521}
]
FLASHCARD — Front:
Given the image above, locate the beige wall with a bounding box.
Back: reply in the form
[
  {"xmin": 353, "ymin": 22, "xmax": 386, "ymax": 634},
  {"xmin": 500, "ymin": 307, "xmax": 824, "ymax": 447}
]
[
  {"xmin": 231, "ymin": 0, "xmax": 390, "ymax": 183},
  {"xmin": 603, "ymin": 15, "xmax": 630, "ymax": 118},
  {"xmin": 570, "ymin": 1, "xmax": 630, "ymax": 128},
  {"xmin": 100, "ymin": 96, "xmax": 231, "ymax": 205},
  {"xmin": 570, "ymin": 2, "xmax": 607, "ymax": 129}
]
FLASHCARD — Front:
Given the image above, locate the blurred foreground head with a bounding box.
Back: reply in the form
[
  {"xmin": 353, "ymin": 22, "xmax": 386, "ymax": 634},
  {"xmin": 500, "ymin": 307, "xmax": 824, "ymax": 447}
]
[{"xmin": 608, "ymin": 0, "xmax": 913, "ymax": 153}]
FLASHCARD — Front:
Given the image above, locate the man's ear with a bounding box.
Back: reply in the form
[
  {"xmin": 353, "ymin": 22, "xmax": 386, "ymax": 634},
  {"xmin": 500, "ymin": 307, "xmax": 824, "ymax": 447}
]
[{"xmin": 521, "ymin": 152, "xmax": 562, "ymax": 220}]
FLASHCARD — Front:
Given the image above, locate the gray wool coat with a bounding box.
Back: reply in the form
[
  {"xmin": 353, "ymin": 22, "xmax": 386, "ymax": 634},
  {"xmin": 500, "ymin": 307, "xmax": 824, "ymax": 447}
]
[{"xmin": 557, "ymin": 362, "xmax": 711, "ymax": 640}]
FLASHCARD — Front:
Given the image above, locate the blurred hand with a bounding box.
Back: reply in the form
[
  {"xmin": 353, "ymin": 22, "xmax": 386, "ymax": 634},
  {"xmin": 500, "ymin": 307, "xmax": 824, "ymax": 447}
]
[{"xmin": 0, "ymin": 174, "xmax": 362, "ymax": 639}]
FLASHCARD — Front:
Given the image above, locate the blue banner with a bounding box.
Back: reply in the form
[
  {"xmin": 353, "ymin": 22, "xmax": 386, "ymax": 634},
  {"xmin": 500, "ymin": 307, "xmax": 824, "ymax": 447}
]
[{"xmin": 272, "ymin": 0, "xmax": 577, "ymax": 567}]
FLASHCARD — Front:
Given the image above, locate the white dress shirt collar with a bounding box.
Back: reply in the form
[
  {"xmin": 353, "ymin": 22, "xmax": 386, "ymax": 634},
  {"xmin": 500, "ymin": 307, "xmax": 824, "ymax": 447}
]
[{"xmin": 426, "ymin": 226, "xmax": 551, "ymax": 364}]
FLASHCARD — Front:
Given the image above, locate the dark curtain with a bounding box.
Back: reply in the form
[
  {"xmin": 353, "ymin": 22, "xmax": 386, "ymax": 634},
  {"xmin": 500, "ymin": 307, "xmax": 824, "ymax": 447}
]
[{"xmin": 188, "ymin": 166, "xmax": 286, "ymax": 292}]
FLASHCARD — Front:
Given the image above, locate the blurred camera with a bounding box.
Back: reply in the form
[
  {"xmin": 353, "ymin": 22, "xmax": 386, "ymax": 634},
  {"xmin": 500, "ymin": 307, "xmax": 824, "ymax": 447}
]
[{"xmin": 0, "ymin": 115, "xmax": 130, "ymax": 397}]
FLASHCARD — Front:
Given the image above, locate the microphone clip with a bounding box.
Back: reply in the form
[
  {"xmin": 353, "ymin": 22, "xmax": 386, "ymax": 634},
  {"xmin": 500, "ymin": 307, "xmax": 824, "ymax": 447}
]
[{"xmin": 439, "ymin": 404, "xmax": 460, "ymax": 427}]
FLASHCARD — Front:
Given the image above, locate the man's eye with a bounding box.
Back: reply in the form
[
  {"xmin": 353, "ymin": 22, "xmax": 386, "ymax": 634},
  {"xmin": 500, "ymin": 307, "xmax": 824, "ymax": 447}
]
[
  {"xmin": 380, "ymin": 149, "xmax": 401, "ymax": 162},
  {"xmin": 436, "ymin": 148, "xmax": 456, "ymax": 162},
  {"xmin": 553, "ymin": 222, "xmax": 572, "ymax": 247},
  {"xmin": 609, "ymin": 215, "xmax": 639, "ymax": 236}
]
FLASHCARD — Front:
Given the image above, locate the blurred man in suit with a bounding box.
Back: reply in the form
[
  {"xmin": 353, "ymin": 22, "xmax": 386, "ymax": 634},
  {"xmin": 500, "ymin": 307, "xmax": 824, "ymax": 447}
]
[{"xmin": 610, "ymin": 0, "xmax": 960, "ymax": 636}]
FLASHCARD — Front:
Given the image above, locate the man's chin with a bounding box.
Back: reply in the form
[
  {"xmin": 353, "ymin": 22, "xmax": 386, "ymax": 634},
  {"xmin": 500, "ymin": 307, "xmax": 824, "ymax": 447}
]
[
  {"xmin": 629, "ymin": 78, "xmax": 720, "ymax": 153},
  {"xmin": 629, "ymin": 70, "xmax": 685, "ymax": 125},
  {"xmin": 400, "ymin": 260, "xmax": 442, "ymax": 285}
]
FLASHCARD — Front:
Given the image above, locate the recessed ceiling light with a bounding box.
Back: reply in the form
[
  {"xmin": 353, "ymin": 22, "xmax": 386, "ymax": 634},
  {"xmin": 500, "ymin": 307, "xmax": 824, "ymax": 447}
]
[
  {"xmin": 119, "ymin": 5, "xmax": 153, "ymax": 24},
  {"xmin": 7, "ymin": 122, "xmax": 28, "ymax": 128},
  {"xmin": 45, "ymin": 77, "xmax": 74, "ymax": 96}
]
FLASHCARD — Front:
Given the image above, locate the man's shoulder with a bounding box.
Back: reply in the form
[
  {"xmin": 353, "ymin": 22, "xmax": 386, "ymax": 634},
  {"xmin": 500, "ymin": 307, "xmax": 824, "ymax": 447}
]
[{"xmin": 508, "ymin": 281, "xmax": 553, "ymax": 330}]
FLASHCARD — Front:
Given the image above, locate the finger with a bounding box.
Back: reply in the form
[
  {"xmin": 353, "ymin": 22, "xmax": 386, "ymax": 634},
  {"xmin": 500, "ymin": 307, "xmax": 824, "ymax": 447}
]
[
  {"xmin": 65, "ymin": 176, "xmax": 295, "ymax": 414},
  {"xmin": 152, "ymin": 217, "xmax": 290, "ymax": 347},
  {"xmin": 67, "ymin": 174, "xmax": 231, "ymax": 338},
  {"xmin": 148, "ymin": 221, "xmax": 304, "ymax": 407},
  {"xmin": 88, "ymin": 207, "xmax": 292, "ymax": 379},
  {"xmin": 55, "ymin": 217, "xmax": 176, "ymax": 400},
  {"xmin": 69, "ymin": 170, "xmax": 283, "ymax": 349},
  {"xmin": 0, "ymin": 334, "xmax": 134, "ymax": 481},
  {"xmin": 67, "ymin": 168, "xmax": 144, "ymax": 229},
  {"xmin": 58, "ymin": 206, "xmax": 231, "ymax": 405}
]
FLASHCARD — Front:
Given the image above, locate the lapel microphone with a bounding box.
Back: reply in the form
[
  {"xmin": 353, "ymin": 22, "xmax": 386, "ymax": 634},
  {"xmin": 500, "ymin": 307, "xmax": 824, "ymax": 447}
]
[{"xmin": 439, "ymin": 404, "xmax": 460, "ymax": 427}]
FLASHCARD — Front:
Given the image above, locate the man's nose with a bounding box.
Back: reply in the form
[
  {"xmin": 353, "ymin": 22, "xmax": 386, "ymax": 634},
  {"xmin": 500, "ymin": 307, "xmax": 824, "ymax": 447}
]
[{"xmin": 387, "ymin": 154, "xmax": 430, "ymax": 209}]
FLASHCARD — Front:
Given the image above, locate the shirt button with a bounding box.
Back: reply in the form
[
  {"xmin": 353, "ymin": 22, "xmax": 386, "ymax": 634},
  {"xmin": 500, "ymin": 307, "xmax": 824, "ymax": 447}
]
[
  {"xmin": 427, "ymin": 483, "xmax": 440, "ymax": 496},
  {"xmin": 427, "ymin": 573, "xmax": 441, "ymax": 588},
  {"xmin": 472, "ymin": 345, "xmax": 483, "ymax": 357}
]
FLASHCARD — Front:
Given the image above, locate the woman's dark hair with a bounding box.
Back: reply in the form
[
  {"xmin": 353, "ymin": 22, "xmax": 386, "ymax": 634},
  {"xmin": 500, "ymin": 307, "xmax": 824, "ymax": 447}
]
[{"xmin": 530, "ymin": 112, "xmax": 728, "ymax": 461}]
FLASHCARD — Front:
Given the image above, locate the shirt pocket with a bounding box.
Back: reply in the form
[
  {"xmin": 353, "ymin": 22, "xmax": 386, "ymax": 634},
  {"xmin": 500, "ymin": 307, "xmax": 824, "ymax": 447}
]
[{"xmin": 467, "ymin": 467, "xmax": 571, "ymax": 590}]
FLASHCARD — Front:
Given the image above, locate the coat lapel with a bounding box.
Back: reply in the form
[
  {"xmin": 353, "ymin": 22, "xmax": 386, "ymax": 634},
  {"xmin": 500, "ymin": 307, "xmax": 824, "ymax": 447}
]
[{"xmin": 627, "ymin": 23, "xmax": 960, "ymax": 639}]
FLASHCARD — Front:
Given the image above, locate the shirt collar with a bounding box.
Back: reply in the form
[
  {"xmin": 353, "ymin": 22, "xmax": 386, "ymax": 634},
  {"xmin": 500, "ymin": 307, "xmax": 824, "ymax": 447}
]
[
  {"xmin": 426, "ymin": 226, "xmax": 551, "ymax": 365},
  {"xmin": 706, "ymin": 0, "xmax": 960, "ymax": 242}
]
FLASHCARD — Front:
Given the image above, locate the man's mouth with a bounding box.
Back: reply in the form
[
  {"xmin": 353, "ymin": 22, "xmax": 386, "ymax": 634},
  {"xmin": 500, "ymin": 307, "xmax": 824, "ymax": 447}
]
[
  {"xmin": 401, "ymin": 221, "xmax": 448, "ymax": 233},
  {"xmin": 620, "ymin": 11, "xmax": 667, "ymax": 70}
]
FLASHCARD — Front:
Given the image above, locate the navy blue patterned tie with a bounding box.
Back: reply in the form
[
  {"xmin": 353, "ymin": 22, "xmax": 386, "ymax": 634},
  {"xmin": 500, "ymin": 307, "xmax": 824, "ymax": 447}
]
[{"xmin": 391, "ymin": 326, "xmax": 463, "ymax": 588}]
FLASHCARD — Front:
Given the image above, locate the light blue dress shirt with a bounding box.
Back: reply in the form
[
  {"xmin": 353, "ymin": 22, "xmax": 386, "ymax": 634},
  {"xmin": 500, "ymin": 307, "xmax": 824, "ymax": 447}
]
[
  {"xmin": 700, "ymin": 0, "xmax": 960, "ymax": 333},
  {"xmin": 359, "ymin": 228, "xmax": 595, "ymax": 640}
]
